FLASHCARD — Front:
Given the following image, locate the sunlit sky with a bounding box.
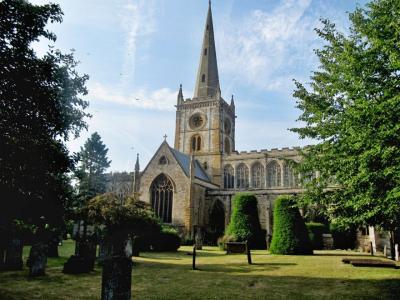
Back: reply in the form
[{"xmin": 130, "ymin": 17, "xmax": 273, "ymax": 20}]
[{"xmin": 31, "ymin": 0, "xmax": 368, "ymax": 172}]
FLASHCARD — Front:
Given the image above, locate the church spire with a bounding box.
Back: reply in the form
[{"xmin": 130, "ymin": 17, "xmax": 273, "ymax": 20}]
[{"xmin": 193, "ymin": 1, "xmax": 220, "ymax": 99}]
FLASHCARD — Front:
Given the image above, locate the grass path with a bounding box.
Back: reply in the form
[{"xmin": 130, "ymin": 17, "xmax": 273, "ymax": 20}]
[{"xmin": 0, "ymin": 240, "xmax": 399, "ymax": 299}]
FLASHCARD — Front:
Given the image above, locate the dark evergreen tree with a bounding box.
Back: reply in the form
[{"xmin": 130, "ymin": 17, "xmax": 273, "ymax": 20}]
[
  {"xmin": 291, "ymin": 0, "xmax": 400, "ymax": 259},
  {"xmin": 270, "ymin": 196, "xmax": 313, "ymax": 255},
  {"xmin": 0, "ymin": 0, "xmax": 89, "ymax": 270},
  {"xmin": 76, "ymin": 132, "xmax": 111, "ymax": 205}
]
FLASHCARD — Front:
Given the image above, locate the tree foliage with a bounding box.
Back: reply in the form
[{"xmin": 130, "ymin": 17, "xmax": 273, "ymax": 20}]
[
  {"xmin": 0, "ymin": 0, "xmax": 89, "ymax": 228},
  {"xmin": 291, "ymin": 0, "xmax": 400, "ymax": 232},
  {"xmin": 270, "ymin": 196, "xmax": 313, "ymax": 255},
  {"xmin": 76, "ymin": 132, "xmax": 111, "ymax": 207},
  {"xmin": 226, "ymin": 193, "xmax": 265, "ymax": 248}
]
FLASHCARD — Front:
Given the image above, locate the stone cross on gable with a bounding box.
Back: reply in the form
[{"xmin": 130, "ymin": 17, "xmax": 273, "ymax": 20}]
[{"xmin": 163, "ymin": 134, "xmax": 168, "ymax": 141}]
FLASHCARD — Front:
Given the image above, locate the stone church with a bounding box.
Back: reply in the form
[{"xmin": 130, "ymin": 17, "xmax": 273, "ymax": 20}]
[{"xmin": 135, "ymin": 2, "xmax": 304, "ymax": 242}]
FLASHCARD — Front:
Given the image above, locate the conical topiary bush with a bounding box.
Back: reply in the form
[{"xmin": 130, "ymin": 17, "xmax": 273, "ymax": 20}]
[{"xmin": 269, "ymin": 195, "xmax": 313, "ymax": 255}]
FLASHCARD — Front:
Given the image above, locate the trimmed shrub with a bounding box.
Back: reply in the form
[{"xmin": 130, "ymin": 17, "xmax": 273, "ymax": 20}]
[
  {"xmin": 306, "ymin": 222, "xmax": 325, "ymax": 250},
  {"xmin": 226, "ymin": 193, "xmax": 266, "ymax": 249},
  {"xmin": 152, "ymin": 226, "xmax": 181, "ymax": 252},
  {"xmin": 270, "ymin": 196, "xmax": 313, "ymax": 255},
  {"xmin": 330, "ymin": 223, "xmax": 356, "ymax": 250}
]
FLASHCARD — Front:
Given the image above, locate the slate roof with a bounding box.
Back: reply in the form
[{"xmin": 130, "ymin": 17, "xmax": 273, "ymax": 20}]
[{"xmin": 169, "ymin": 147, "xmax": 211, "ymax": 182}]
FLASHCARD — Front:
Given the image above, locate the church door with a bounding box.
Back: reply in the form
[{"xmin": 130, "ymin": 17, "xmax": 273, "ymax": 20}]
[
  {"xmin": 208, "ymin": 200, "xmax": 225, "ymax": 245},
  {"xmin": 150, "ymin": 174, "xmax": 173, "ymax": 223}
]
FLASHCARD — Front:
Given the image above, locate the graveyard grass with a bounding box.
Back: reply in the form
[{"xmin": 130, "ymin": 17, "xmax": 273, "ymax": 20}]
[{"xmin": 0, "ymin": 240, "xmax": 399, "ymax": 299}]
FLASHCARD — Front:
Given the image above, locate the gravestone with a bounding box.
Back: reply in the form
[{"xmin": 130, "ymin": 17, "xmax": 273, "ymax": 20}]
[
  {"xmin": 395, "ymin": 244, "xmax": 399, "ymax": 262},
  {"xmin": 28, "ymin": 242, "xmax": 47, "ymax": 276},
  {"xmin": 4, "ymin": 238, "xmax": 23, "ymax": 270},
  {"xmin": 322, "ymin": 234, "xmax": 334, "ymax": 250},
  {"xmin": 101, "ymin": 256, "xmax": 132, "ymax": 300},
  {"xmin": 226, "ymin": 242, "xmax": 246, "ymax": 254}
]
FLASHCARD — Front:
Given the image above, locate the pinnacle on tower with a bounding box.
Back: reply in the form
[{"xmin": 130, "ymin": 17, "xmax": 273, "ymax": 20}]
[
  {"xmin": 177, "ymin": 84, "xmax": 184, "ymax": 104},
  {"xmin": 135, "ymin": 153, "xmax": 140, "ymax": 172},
  {"xmin": 193, "ymin": 1, "xmax": 220, "ymax": 99}
]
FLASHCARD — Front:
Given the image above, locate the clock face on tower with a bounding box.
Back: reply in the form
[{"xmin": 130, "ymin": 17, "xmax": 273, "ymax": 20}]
[{"xmin": 189, "ymin": 113, "xmax": 205, "ymax": 129}]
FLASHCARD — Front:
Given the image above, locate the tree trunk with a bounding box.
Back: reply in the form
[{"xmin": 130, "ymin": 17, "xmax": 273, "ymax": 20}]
[
  {"xmin": 389, "ymin": 231, "xmax": 395, "ymax": 261},
  {"xmin": 4, "ymin": 238, "xmax": 23, "ymax": 270},
  {"xmin": 28, "ymin": 242, "xmax": 47, "ymax": 277}
]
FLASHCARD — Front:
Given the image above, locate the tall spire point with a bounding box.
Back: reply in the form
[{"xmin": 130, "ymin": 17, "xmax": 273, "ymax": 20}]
[{"xmin": 193, "ymin": 0, "xmax": 220, "ymax": 99}]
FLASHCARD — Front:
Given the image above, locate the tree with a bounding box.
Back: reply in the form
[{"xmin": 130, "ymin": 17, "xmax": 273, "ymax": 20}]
[
  {"xmin": 291, "ymin": 0, "xmax": 400, "ymax": 258},
  {"xmin": 269, "ymin": 196, "xmax": 313, "ymax": 255},
  {"xmin": 76, "ymin": 132, "xmax": 111, "ymax": 206},
  {"xmin": 226, "ymin": 193, "xmax": 265, "ymax": 249},
  {"xmin": 0, "ymin": 0, "xmax": 89, "ymax": 269}
]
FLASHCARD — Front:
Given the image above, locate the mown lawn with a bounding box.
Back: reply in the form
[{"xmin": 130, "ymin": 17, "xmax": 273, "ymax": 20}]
[{"xmin": 0, "ymin": 240, "xmax": 399, "ymax": 299}]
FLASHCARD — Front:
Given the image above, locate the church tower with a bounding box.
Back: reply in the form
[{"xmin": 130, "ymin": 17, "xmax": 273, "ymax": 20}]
[{"xmin": 174, "ymin": 1, "xmax": 235, "ymax": 186}]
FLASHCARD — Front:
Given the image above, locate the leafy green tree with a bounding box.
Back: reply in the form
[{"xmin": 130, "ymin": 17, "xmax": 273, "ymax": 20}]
[
  {"xmin": 226, "ymin": 193, "xmax": 265, "ymax": 249},
  {"xmin": 76, "ymin": 132, "xmax": 111, "ymax": 206},
  {"xmin": 291, "ymin": 0, "xmax": 400, "ymax": 258},
  {"xmin": 270, "ymin": 196, "xmax": 313, "ymax": 255},
  {"xmin": 0, "ymin": 0, "xmax": 89, "ymax": 233}
]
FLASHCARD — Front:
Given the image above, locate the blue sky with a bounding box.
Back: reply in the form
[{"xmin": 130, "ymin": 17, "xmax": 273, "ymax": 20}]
[{"xmin": 31, "ymin": 0, "xmax": 368, "ymax": 171}]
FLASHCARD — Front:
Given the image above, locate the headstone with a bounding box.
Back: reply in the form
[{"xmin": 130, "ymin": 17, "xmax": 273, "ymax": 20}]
[
  {"xmin": 28, "ymin": 242, "xmax": 47, "ymax": 277},
  {"xmin": 101, "ymin": 256, "xmax": 132, "ymax": 300},
  {"xmin": 322, "ymin": 234, "xmax": 334, "ymax": 250},
  {"xmin": 226, "ymin": 242, "xmax": 246, "ymax": 254},
  {"xmin": 194, "ymin": 227, "xmax": 203, "ymax": 250},
  {"xmin": 370, "ymin": 242, "xmax": 374, "ymax": 256},
  {"xmin": 383, "ymin": 245, "xmax": 387, "ymax": 258},
  {"xmin": 395, "ymin": 244, "xmax": 399, "ymax": 262},
  {"xmin": 63, "ymin": 239, "xmax": 97, "ymax": 274},
  {"xmin": 4, "ymin": 238, "xmax": 23, "ymax": 270}
]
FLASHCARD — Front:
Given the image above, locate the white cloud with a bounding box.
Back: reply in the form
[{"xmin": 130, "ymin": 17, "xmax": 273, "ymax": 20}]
[
  {"xmin": 119, "ymin": 0, "xmax": 157, "ymax": 88},
  {"xmin": 87, "ymin": 82, "xmax": 191, "ymax": 111},
  {"xmin": 218, "ymin": 0, "xmax": 321, "ymax": 93}
]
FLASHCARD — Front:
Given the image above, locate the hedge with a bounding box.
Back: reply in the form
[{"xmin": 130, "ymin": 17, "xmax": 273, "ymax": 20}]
[
  {"xmin": 306, "ymin": 222, "xmax": 325, "ymax": 250},
  {"xmin": 269, "ymin": 196, "xmax": 313, "ymax": 255},
  {"xmin": 226, "ymin": 193, "xmax": 266, "ymax": 249}
]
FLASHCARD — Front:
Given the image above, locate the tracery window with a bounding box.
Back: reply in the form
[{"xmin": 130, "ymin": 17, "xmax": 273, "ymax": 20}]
[
  {"xmin": 150, "ymin": 174, "xmax": 173, "ymax": 223},
  {"xmin": 266, "ymin": 161, "xmax": 281, "ymax": 188},
  {"xmin": 236, "ymin": 163, "xmax": 249, "ymax": 189},
  {"xmin": 191, "ymin": 135, "xmax": 201, "ymax": 152},
  {"xmin": 283, "ymin": 163, "xmax": 295, "ymax": 187},
  {"xmin": 251, "ymin": 162, "xmax": 264, "ymax": 188},
  {"xmin": 223, "ymin": 165, "xmax": 234, "ymax": 189}
]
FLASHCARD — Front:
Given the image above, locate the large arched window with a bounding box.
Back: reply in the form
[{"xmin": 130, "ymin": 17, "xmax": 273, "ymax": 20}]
[
  {"xmin": 283, "ymin": 163, "xmax": 295, "ymax": 187},
  {"xmin": 150, "ymin": 174, "xmax": 173, "ymax": 223},
  {"xmin": 236, "ymin": 163, "xmax": 249, "ymax": 189},
  {"xmin": 267, "ymin": 161, "xmax": 281, "ymax": 188},
  {"xmin": 191, "ymin": 135, "xmax": 201, "ymax": 152},
  {"xmin": 251, "ymin": 162, "xmax": 264, "ymax": 188},
  {"xmin": 223, "ymin": 165, "xmax": 234, "ymax": 189}
]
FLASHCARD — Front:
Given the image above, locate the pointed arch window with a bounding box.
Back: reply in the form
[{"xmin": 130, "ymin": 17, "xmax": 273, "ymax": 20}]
[
  {"xmin": 223, "ymin": 165, "xmax": 234, "ymax": 189},
  {"xmin": 236, "ymin": 163, "xmax": 249, "ymax": 189},
  {"xmin": 267, "ymin": 161, "xmax": 281, "ymax": 188},
  {"xmin": 204, "ymin": 48, "xmax": 208, "ymax": 55},
  {"xmin": 251, "ymin": 162, "xmax": 264, "ymax": 188},
  {"xmin": 283, "ymin": 163, "xmax": 295, "ymax": 187},
  {"xmin": 191, "ymin": 135, "xmax": 201, "ymax": 152},
  {"xmin": 150, "ymin": 174, "xmax": 173, "ymax": 223},
  {"xmin": 201, "ymin": 74, "xmax": 206, "ymax": 82}
]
